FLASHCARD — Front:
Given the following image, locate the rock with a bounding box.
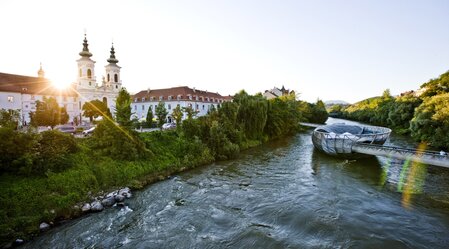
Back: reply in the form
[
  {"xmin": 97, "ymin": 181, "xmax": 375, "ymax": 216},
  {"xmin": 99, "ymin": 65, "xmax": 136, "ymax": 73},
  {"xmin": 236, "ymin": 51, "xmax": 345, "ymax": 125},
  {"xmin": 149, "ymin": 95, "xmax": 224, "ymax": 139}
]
[
  {"xmin": 119, "ymin": 187, "xmax": 132, "ymax": 199},
  {"xmin": 91, "ymin": 201, "xmax": 104, "ymax": 212},
  {"xmin": 39, "ymin": 222, "xmax": 50, "ymax": 231},
  {"xmin": 115, "ymin": 194, "xmax": 125, "ymax": 202},
  {"xmin": 175, "ymin": 199, "xmax": 186, "ymax": 206},
  {"xmin": 101, "ymin": 196, "xmax": 116, "ymax": 207},
  {"xmin": 14, "ymin": 239, "xmax": 24, "ymax": 245},
  {"xmin": 81, "ymin": 203, "xmax": 91, "ymax": 212},
  {"xmin": 106, "ymin": 191, "xmax": 116, "ymax": 198},
  {"xmin": 239, "ymin": 180, "xmax": 251, "ymax": 187}
]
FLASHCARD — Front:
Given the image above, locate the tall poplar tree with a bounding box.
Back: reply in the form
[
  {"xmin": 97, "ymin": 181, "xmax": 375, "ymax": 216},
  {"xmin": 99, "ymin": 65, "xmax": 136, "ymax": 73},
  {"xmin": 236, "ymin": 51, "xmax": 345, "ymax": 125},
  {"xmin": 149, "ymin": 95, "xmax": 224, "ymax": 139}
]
[{"xmin": 115, "ymin": 88, "xmax": 132, "ymax": 127}]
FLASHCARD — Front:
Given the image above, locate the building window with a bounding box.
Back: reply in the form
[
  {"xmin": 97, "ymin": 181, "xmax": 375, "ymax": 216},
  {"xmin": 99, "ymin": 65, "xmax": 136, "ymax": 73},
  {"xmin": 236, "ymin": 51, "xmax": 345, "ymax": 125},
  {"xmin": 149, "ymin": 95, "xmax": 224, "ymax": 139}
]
[
  {"xmin": 134, "ymin": 98, "xmax": 138, "ymax": 102},
  {"xmin": 188, "ymin": 95, "xmax": 192, "ymax": 100},
  {"xmin": 107, "ymin": 74, "xmax": 110, "ymax": 82},
  {"xmin": 116, "ymin": 85, "xmax": 118, "ymax": 89},
  {"xmin": 114, "ymin": 74, "xmax": 118, "ymax": 82},
  {"xmin": 195, "ymin": 96, "xmax": 199, "ymax": 101},
  {"xmin": 142, "ymin": 105, "xmax": 145, "ymax": 110},
  {"xmin": 89, "ymin": 82, "xmax": 92, "ymax": 86},
  {"xmin": 196, "ymin": 104, "xmax": 199, "ymax": 110},
  {"xmin": 87, "ymin": 69, "xmax": 92, "ymax": 79},
  {"xmin": 142, "ymin": 97, "xmax": 146, "ymax": 101},
  {"xmin": 177, "ymin": 95, "xmax": 182, "ymax": 100},
  {"xmin": 168, "ymin": 96, "xmax": 172, "ymax": 100},
  {"xmin": 206, "ymin": 97, "xmax": 209, "ymax": 102},
  {"xmin": 159, "ymin": 96, "xmax": 163, "ymax": 100},
  {"xmin": 134, "ymin": 105, "xmax": 137, "ymax": 111},
  {"xmin": 202, "ymin": 105, "xmax": 205, "ymax": 110},
  {"xmin": 168, "ymin": 104, "xmax": 171, "ymax": 110},
  {"xmin": 150, "ymin": 97, "xmax": 155, "ymax": 101},
  {"xmin": 79, "ymin": 69, "xmax": 82, "ymax": 77},
  {"xmin": 103, "ymin": 97, "xmax": 107, "ymax": 105},
  {"xmin": 7, "ymin": 96, "xmax": 13, "ymax": 102}
]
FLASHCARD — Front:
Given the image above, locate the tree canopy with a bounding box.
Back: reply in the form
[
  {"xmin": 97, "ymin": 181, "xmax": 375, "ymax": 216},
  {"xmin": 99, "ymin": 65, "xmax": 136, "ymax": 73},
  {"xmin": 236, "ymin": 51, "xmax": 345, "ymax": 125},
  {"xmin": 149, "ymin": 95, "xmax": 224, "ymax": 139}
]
[
  {"xmin": 115, "ymin": 88, "xmax": 132, "ymax": 127},
  {"xmin": 82, "ymin": 99, "xmax": 109, "ymax": 122},
  {"xmin": 30, "ymin": 97, "xmax": 69, "ymax": 128}
]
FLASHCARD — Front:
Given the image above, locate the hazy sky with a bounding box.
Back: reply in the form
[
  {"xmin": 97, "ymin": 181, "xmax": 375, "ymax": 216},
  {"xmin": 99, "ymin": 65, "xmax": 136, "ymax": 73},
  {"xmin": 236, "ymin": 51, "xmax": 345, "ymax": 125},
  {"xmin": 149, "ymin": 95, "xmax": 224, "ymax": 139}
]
[{"xmin": 1, "ymin": 0, "xmax": 448, "ymax": 103}]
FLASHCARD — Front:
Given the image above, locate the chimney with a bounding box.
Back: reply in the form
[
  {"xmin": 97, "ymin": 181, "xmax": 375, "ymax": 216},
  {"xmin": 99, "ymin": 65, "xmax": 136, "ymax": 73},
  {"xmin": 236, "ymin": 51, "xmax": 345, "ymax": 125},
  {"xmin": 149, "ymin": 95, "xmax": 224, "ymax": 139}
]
[{"xmin": 147, "ymin": 88, "xmax": 151, "ymax": 93}]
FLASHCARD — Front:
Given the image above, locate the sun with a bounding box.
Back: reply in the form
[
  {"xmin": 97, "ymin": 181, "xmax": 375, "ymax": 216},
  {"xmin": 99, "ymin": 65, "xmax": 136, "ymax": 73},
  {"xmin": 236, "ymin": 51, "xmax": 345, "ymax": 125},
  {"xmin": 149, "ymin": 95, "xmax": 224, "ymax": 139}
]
[{"xmin": 48, "ymin": 73, "xmax": 73, "ymax": 89}]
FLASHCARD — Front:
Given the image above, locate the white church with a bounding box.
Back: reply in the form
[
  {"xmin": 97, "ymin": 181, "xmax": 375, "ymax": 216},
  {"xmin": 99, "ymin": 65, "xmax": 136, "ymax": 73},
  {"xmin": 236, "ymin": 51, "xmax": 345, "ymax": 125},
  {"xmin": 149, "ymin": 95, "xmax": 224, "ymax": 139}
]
[{"xmin": 0, "ymin": 35, "xmax": 122, "ymax": 125}]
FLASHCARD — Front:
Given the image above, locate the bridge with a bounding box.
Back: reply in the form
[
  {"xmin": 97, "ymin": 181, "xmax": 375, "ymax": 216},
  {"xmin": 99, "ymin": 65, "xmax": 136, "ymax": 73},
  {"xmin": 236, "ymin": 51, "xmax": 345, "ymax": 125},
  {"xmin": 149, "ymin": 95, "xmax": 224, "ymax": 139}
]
[{"xmin": 300, "ymin": 122, "xmax": 449, "ymax": 168}]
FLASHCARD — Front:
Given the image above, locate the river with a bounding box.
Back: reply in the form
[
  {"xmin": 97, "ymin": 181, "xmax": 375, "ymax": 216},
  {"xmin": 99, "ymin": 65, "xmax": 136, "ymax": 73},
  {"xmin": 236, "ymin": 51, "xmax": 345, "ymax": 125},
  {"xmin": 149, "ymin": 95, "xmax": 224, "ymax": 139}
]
[{"xmin": 22, "ymin": 118, "xmax": 449, "ymax": 248}]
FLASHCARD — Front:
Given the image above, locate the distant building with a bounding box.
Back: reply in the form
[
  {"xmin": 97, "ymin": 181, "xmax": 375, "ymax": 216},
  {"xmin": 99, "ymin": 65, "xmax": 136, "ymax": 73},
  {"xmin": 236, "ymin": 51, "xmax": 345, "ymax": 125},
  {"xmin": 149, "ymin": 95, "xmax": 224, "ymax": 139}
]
[
  {"xmin": 0, "ymin": 34, "xmax": 123, "ymax": 125},
  {"xmin": 132, "ymin": 86, "xmax": 231, "ymax": 123},
  {"xmin": 263, "ymin": 85, "xmax": 295, "ymax": 99}
]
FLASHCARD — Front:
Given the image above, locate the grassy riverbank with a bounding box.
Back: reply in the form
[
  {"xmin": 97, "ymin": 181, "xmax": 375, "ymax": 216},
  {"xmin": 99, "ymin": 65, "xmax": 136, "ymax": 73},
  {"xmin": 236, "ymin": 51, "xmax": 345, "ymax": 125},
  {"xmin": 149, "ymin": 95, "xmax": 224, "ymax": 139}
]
[{"xmin": 0, "ymin": 91, "xmax": 328, "ymax": 245}]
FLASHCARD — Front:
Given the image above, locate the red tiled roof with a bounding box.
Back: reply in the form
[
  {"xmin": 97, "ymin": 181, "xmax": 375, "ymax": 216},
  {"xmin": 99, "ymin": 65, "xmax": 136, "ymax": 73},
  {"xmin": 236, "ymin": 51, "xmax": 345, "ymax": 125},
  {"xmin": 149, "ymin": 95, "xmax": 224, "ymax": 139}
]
[
  {"xmin": 0, "ymin": 72, "xmax": 77, "ymax": 96},
  {"xmin": 133, "ymin": 86, "xmax": 230, "ymax": 103}
]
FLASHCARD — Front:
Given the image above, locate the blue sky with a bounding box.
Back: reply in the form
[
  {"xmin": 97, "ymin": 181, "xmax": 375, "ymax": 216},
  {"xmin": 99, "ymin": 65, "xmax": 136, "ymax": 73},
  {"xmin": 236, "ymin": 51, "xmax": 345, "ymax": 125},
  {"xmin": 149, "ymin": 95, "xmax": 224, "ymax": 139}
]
[{"xmin": 0, "ymin": 0, "xmax": 448, "ymax": 103}]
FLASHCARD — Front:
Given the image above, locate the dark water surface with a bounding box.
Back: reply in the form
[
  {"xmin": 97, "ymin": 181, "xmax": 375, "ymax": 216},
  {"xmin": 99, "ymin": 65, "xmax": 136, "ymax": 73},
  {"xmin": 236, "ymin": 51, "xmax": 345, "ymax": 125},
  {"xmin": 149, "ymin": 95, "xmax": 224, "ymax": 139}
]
[{"xmin": 23, "ymin": 119, "xmax": 449, "ymax": 248}]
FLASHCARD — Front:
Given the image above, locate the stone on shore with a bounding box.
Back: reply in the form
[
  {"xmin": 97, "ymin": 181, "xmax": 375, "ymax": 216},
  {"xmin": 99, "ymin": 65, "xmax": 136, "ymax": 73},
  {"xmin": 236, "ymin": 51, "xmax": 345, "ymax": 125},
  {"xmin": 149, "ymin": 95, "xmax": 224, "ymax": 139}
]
[
  {"xmin": 101, "ymin": 196, "xmax": 116, "ymax": 207},
  {"xmin": 39, "ymin": 222, "xmax": 50, "ymax": 231},
  {"xmin": 91, "ymin": 201, "xmax": 104, "ymax": 212},
  {"xmin": 81, "ymin": 203, "xmax": 91, "ymax": 212}
]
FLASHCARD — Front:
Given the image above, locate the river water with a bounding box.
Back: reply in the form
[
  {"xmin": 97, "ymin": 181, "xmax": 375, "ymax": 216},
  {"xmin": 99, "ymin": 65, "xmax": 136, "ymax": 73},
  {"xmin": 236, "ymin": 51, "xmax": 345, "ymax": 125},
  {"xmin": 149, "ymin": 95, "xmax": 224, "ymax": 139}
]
[{"xmin": 22, "ymin": 118, "xmax": 449, "ymax": 248}]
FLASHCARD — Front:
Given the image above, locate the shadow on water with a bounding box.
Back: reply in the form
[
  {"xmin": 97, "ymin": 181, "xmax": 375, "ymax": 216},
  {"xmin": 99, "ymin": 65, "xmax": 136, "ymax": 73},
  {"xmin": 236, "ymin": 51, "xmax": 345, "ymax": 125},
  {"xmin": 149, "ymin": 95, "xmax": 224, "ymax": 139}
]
[{"xmin": 311, "ymin": 148, "xmax": 383, "ymax": 186}]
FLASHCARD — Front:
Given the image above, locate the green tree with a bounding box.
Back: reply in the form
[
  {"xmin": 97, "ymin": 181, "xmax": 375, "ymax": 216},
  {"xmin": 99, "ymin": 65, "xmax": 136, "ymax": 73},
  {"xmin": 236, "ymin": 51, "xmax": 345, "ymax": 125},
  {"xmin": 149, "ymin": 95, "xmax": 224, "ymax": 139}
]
[
  {"xmin": 309, "ymin": 100, "xmax": 328, "ymax": 124},
  {"xmin": 420, "ymin": 71, "xmax": 449, "ymax": 98},
  {"xmin": 82, "ymin": 99, "xmax": 109, "ymax": 122},
  {"xmin": 146, "ymin": 105, "xmax": 154, "ymax": 127},
  {"xmin": 115, "ymin": 88, "xmax": 132, "ymax": 127},
  {"xmin": 234, "ymin": 90, "xmax": 268, "ymax": 140},
  {"xmin": 387, "ymin": 93, "xmax": 422, "ymax": 132},
  {"xmin": 183, "ymin": 106, "xmax": 198, "ymax": 119},
  {"xmin": 0, "ymin": 109, "xmax": 20, "ymax": 129},
  {"xmin": 172, "ymin": 104, "xmax": 183, "ymax": 125},
  {"xmin": 30, "ymin": 97, "xmax": 69, "ymax": 129},
  {"xmin": 155, "ymin": 101, "xmax": 168, "ymax": 129},
  {"xmin": 410, "ymin": 93, "xmax": 449, "ymax": 149}
]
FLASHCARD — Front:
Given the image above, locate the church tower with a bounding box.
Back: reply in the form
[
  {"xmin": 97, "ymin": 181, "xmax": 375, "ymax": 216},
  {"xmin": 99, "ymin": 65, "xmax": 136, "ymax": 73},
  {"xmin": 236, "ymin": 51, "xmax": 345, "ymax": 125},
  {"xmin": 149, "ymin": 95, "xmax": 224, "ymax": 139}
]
[
  {"xmin": 76, "ymin": 34, "xmax": 96, "ymax": 89},
  {"xmin": 104, "ymin": 43, "xmax": 122, "ymax": 92},
  {"xmin": 37, "ymin": 63, "xmax": 45, "ymax": 78}
]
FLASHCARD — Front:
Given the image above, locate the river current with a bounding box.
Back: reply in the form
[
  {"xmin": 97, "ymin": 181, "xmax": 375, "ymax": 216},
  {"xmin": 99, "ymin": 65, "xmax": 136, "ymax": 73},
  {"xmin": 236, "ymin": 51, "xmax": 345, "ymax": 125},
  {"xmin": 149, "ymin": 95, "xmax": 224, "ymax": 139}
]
[{"xmin": 22, "ymin": 118, "xmax": 449, "ymax": 248}]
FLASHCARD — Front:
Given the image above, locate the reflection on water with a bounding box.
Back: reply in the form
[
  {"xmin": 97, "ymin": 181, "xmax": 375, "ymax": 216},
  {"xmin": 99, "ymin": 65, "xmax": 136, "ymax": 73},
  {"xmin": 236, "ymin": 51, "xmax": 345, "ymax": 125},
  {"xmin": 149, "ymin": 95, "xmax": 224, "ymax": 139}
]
[{"xmin": 22, "ymin": 119, "xmax": 449, "ymax": 249}]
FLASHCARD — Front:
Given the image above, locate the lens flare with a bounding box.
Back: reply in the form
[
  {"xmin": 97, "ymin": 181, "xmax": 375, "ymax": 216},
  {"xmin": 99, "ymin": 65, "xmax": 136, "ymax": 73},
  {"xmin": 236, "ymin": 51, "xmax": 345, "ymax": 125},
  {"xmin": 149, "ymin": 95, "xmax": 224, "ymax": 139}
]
[{"xmin": 400, "ymin": 142, "xmax": 428, "ymax": 209}]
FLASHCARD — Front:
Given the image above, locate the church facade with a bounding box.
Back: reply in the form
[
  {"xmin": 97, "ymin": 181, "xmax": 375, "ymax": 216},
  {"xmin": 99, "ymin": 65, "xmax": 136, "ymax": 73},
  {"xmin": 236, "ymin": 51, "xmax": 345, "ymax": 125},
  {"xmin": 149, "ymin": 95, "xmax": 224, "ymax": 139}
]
[{"xmin": 0, "ymin": 35, "xmax": 122, "ymax": 125}]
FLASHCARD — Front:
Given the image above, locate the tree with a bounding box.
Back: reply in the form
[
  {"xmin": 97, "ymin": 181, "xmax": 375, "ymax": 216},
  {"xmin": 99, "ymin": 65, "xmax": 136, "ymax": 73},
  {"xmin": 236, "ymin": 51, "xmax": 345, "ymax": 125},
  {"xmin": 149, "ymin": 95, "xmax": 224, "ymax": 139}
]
[
  {"xmin": 172, "ymin": 104, "xmax": 183, "ymax": 125},
  {"xmin": 0, "ymin": 109, "xmax": 20, "ymax": 129},
  {"xmin": 115, "ymin": 88, "xmax": 132, "ymax": 127},
  {"xmin": 146, "ymin": 105, "xmax": 154, "ymax": 127},
  {"xmin": 183, "ymin": 106, "xmax": 198, "ymax": 120},
  {"xmin": 155, "ymin": 101, "xmax": 168, "ymax": 129},
  {"xmin": 30, "ymin": 97, "xmax": 69, "ymax": 129},
  {"xmin": 82, "ymin": 99, "xmax": 109, "ymax": 122},
  {"xmin": 410, "ymin": 93, "xmax": 449, "ymax": 149}
]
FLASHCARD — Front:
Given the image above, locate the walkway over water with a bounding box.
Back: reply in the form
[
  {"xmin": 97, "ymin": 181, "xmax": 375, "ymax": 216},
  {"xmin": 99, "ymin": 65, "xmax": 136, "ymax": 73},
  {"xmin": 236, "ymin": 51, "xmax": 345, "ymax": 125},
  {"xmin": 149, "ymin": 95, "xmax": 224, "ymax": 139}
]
[{"xmin": 353, "ymin": 143, "xmax": 449, "ymax": 168}]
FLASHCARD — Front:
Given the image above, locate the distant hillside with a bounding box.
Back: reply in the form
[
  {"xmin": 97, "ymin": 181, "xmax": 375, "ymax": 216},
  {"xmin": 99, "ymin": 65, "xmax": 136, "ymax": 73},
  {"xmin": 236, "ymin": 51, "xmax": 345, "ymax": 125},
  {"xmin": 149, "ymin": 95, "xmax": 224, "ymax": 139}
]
[{"xmin": 324, "ymin": 100, "xmax": 350, "ymax": 106}]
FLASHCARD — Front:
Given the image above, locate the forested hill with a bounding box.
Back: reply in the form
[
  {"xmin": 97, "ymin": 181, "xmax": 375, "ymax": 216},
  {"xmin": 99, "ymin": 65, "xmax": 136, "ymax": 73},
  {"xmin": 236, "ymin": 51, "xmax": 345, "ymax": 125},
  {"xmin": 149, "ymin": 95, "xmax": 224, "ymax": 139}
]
[{"xmin": 333, "ymin": 70, "xmax": 449, "ymax": 149}]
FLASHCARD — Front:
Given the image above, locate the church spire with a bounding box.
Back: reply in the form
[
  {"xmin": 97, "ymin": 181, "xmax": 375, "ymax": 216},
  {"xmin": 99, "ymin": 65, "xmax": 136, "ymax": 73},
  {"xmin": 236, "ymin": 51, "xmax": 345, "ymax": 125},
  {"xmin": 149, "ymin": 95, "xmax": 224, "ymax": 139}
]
[
  {"xmin": 107, "ymin": 43, "xmax": 119, "ymax": 64},
  {"xmin": 37, "ymin": 62, "xmax": 45, "ymax": 78},
  {"xmin": 79, "ymin": 33, "xmax": 93, "ymax": 58}
]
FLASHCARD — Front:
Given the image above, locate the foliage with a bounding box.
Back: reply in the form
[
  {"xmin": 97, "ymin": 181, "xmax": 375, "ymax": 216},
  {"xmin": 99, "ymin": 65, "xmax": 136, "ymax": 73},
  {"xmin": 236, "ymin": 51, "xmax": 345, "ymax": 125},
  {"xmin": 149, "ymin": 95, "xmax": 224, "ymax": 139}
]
[
  {"xmin": 234, "ymin": 91, "xmax": 268, "ymax": 140},
  {"xmin": 155, "ymin": 102, "xmax": 168, "ymax": 129},
  {"xmin": 172, "ymin": 105, "xmax": 183, "ymax": 125},
  {"xmin": 183, "ymin": 106, "xmax": 198, "ymax": 120},
  {"xmin": 309, "ymin": 100, "xmax": 329, "ymax": 124},
  {"xmin": 420, "ymin": 71, "xmax": 449, "ymax": 98},
  {"xmin": 30, "ymin": 97, "xmax": 69, "ymax": 129},
  {"xmin": 0, "ymin": 109, "xmax": 20, "ymax": 129},
  {"xmin": 115, "ymin": 88, "xmax": 132, "ymax": 127},
  {"xmin": 387, "ymin": 93, "xmax": 422, "ymax": 132},
  {"xmin": 89, "ymin": 120, "xmax": 150, "ymax": 160},
  {"xmin": 410, "ymin": 93, "xmax": 449, "ymax": 149},
  {"xmin": 82, "ymin": 99, "xmax": 109, "ymax": 122},
  {"xmin": 146, "ymin": 105, "xmax": 154, "ymax": 127},
  {"xmin": 0, "ymin": 129, "xmax": 77, "ymax": 176}
]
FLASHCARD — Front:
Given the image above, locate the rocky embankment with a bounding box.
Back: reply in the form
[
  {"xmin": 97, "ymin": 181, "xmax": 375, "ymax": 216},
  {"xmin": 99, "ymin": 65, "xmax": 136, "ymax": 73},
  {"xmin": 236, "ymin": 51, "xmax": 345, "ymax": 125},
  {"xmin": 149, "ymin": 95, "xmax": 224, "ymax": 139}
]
[{"xmin": 9, "ymin": 187, "xmax": 132, "ymax": 248}]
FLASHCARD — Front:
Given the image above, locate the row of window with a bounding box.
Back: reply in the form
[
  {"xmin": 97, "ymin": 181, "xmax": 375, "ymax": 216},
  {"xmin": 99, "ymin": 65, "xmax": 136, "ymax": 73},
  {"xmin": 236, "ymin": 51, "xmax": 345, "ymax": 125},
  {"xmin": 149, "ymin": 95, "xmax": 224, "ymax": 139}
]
[
  {"xmin": 134, "ymin": 103, "xmax": 220, "ymax": 112},
  {"xmin": 78, "ymin": 69, "xmax": 119, "ymax": 83},
  {"xmin": 5, "ymin": 95, "xmax": 78, "ymax": 103},
  {"xmin": 135, "ymin": 95, "xmax": 224, "ymax": 103}
]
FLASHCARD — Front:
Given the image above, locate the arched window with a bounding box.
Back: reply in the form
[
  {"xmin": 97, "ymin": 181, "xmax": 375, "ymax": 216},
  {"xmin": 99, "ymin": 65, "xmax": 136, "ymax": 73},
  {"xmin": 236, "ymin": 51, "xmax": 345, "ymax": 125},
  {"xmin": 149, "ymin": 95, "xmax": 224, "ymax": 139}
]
[
  {"xmin": 87, "ymin": 69, "xmax": 92, "ymax": 79},
  {"xmin": 103, "ymin": 97, "xmax": 107, "ymax": 105},
  {"xmin": 107, "ymin": 74, "xmax": 110, "ymax": 82},
  {"xmin": 114, "ymin": 74, "xmax": 118, "ymax": 82},
  {"xmin": 79, "ymin": 69, "xmax": 82, "ymax": 77}
]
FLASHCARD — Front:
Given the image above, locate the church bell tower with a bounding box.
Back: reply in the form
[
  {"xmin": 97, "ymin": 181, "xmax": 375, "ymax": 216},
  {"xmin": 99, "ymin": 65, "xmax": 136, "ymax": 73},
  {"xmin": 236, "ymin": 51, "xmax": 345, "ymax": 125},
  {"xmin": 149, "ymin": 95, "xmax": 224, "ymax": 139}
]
[
  {"xmin": 104, "ymin": 43, "xmax": 122, "ymax": 92},
  {"xmin": 76, "ymin": 34, "xmax": 96, "ymax": 89}
]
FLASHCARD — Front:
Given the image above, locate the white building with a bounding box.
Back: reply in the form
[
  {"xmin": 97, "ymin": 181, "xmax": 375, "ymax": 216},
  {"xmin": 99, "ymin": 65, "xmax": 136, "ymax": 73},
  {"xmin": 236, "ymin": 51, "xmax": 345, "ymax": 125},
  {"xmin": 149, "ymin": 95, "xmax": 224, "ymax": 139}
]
[
  {"xmin": 263, "ymin": 85, "xmax": 295, "ymax": 99},
  {"xmin": 132, "ymin": 86, "xmax": 232, "ymax": 123},
  {"xmin": 0, "ymin": 35, "xmax": 122, "ymax": 125}
]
